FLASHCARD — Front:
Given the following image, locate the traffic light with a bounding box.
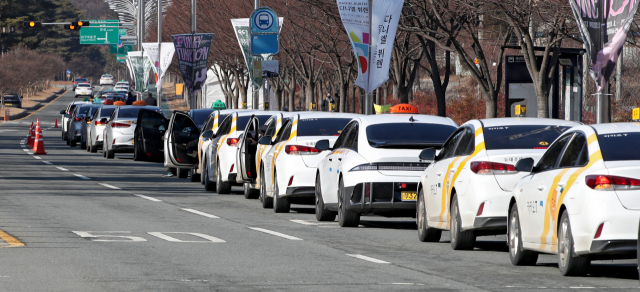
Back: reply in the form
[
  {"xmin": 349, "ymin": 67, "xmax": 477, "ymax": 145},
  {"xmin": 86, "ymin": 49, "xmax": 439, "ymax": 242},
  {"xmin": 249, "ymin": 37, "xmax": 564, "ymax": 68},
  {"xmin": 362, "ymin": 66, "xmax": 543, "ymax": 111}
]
[
  {"xmin": 22, "ymin": 21, "xmax": 42, "ymax": 28},
  {"xmin": 70, "ymin": 21, "xmax": 90, "ymax": 28},
  {"xmin": 64, "ymin": 24, "xmax": 79, "ymax": 30}
]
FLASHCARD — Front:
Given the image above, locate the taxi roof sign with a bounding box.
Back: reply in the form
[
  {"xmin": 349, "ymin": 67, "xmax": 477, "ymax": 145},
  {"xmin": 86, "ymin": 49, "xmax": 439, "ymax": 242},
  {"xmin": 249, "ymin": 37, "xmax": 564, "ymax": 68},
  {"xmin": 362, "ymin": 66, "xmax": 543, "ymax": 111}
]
[
  {"xmin": 390, "ymin": 104, "xmax": 419, "ymax": 114},
  {"xmin": 211, "ymin": 99, "xmax": 226, "ymax": 110}
]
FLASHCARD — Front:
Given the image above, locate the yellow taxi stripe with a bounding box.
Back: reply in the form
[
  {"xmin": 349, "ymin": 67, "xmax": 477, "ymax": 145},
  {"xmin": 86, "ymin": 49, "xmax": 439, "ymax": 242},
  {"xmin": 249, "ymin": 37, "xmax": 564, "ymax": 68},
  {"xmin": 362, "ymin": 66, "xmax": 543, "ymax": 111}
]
[
  {"xmin": 271, "ymin": 117, "xmax": 298, "ymax": 192},
  {"xmin": 439, "ymin": 156, "xmax": 461, "ymax": 223},
  {"xmin": 539, "ymin": 168, "xmax": 571, "ymax": 247},
  {"xmin": 230, "ymin": 116, "xmax": 237, "ymax": 134}
]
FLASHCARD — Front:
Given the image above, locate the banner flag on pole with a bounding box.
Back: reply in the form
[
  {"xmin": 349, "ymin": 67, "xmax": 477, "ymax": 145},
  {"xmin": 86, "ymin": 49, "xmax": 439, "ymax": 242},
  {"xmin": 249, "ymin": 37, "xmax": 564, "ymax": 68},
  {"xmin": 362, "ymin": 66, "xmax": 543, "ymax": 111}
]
[
  {"xmin": 127, "ymin": 51, "xmax": 152, "ymax": 93},
  {"xmin": 142, "ymin": 42, "xmax": 175, "ymax": 93},
  {"xmin": 171, "ymin": 33, "xmax": 214, "ymax": 95}
]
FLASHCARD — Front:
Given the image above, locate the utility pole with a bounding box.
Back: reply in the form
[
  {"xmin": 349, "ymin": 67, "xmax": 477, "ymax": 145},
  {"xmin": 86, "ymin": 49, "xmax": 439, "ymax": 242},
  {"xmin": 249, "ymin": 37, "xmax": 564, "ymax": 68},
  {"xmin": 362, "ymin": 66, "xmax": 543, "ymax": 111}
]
[
  {"xmin": 615, "ymin": 50, "xmax": 623, "ymax": 101},
  {"xmin": 157, "ymin": 0, "xmax": 162, "ymax": 109},
  {"xmin": 253, "ymin": 0, "xmax": 260, "ymax": 110},
  {"xmin": 190, "ymin": 0, "xmax": 197, "ymax": 109}
]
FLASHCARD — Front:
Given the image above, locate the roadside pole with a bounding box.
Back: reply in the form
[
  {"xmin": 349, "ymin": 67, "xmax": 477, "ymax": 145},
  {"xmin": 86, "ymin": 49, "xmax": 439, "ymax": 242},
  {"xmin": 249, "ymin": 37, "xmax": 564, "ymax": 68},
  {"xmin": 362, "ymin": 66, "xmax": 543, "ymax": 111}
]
[
  {"xmin": 191, "ymin": 0, "xmax": 197, "ymax": 109},
  {"xmin": 254, "ymin": 0, "xmax": 260, "ymax": 110},
  {"xmin": 157, "ymin": 0, "xmax": 163, "ymax": 109},
  {"xmin": 137, "ymin": 0, "xmax": 145, "ymax": 101}
]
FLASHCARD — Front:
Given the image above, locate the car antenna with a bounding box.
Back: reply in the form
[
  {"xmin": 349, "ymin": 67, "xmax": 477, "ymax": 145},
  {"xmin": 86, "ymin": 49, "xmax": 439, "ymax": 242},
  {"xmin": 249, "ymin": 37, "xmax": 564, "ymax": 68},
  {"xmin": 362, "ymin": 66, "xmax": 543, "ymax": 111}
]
[{"xmin": 409, "ymin": 116, "xmax": 414, "ymax": 122}]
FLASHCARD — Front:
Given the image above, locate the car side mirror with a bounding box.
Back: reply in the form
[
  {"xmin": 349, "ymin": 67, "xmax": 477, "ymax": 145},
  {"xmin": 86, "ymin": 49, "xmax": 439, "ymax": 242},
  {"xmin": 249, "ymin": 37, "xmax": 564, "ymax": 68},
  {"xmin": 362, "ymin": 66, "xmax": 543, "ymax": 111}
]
[
  {"xmin": 419, "ymin": 148, "xmax": 436, "ymax": 161},
  {"xmin": 100, "ymin": 118, "xmax": 108, "ymax": 124},
  {"xmin": 259, "ymin": 136, "xmax": 273, "ymax": 145},
  {"xmin": 60, "ymin": 110, "xmax": 66, "ymax": 114},
  {"xmin": 202, "ymin": 130, "xmax": 214, "ymax": 139},
  {"xmin": 515, "ymin": 158, "xmax": 535, "ymax": 173},
  {"xmin": 315, "ymin": 139, "xmax": 330, "ymax": 151}
]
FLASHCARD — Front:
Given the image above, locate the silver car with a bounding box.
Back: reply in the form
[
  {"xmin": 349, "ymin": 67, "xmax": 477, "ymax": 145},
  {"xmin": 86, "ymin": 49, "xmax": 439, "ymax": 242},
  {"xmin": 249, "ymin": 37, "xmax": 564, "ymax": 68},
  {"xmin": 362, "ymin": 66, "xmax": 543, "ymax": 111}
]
[
  {"xmin": 60, "ymin": 101, "xmax": 90, "ymax": 142},
  {"xmin": 67, "ymin": 104, "xmax": 98, "ymax": 147},
  {"xmin": 79, "ymin": 104, "xmax": 103, "ymax": 149},
  {"xmin": 86, "ymin": 106, "xmax": 116, "ymax": 153},
  {"xmin": 103, "ymin": 106, "xmax": 164, "ymax": 159}
]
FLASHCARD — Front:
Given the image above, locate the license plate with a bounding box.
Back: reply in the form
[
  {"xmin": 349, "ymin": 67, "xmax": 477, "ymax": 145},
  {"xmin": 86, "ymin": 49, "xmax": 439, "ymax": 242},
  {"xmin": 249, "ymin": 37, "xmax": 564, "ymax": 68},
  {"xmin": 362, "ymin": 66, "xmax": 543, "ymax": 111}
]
[
  {"xmin": 5, "ymin": 103, "xmax": 12, "ymax": 105},
  {"xmin": 401, "ymin": 191, "xmax": 417, "ymax": 201}
]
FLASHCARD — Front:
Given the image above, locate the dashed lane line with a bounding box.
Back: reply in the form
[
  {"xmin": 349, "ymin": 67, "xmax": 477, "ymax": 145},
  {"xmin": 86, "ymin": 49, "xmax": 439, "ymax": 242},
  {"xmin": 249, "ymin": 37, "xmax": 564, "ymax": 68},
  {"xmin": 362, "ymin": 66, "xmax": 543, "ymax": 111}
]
[
  {"xmin": 42, "ymin": 161, "xmax": 52, "ymax": 165},
  {"xmin": 22, "ymin": 149, "xmax": 29, "ymax": 152},
  {"xmin": 346, "ymin": 254, "xmax": 390, "ymax": 264},
  {"xmin": 73, "ymin": 174, "xmax": 91, "ymax": 180},
  {"xmin": 98, "ymin": 183, "xmax": 120, "ymax": 190},
  {"xmin": 248, "ymin": 227, "xmax": 303, "ymax": 240},
  {"xmin": 33, "ymin": 156, "xmax": 42, "ymax": 160},
  {"xmin": 181, "ymin": 208, "xmax": 219, "ymax": 219},
  {"xmin": 56, "ymin": 167, "xmax": 69, "ymax": 171},
  {"xmin": 134, "ymin": 194, "xmax": 162, "ymax": 202}
]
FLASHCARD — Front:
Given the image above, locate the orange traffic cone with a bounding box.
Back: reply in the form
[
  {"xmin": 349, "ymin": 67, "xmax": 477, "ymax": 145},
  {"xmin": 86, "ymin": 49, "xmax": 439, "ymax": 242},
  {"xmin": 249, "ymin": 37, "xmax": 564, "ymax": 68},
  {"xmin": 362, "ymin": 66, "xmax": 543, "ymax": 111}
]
[
  {"xmin": 26, "ymin": 122, "xmax": 34, "ymax": 148},
  {"xmin": 54, "ymin": 119, "xmax": 58, "ymax": 128},
  {"xmin": 32, "ymin": 119, "xmax": 46, "ymax": 155}
]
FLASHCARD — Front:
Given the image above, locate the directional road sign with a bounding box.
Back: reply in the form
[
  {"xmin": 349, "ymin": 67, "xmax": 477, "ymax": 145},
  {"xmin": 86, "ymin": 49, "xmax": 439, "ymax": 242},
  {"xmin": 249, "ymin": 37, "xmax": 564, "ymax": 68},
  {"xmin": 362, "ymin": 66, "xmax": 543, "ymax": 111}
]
[
  {"xmin": 116, "ymin": 55, "xmax": 127, "ymax": 62},
  {"xmin": 80, "ymin": 27, "xmax": 119, "ymax": 44},
  {"xmin": 66, "ymin": 70, "xmax": 71, "ymax": 75},
  {"xmin": 110, "ymin": 44, "xmax": 133, "ymax": 54}
]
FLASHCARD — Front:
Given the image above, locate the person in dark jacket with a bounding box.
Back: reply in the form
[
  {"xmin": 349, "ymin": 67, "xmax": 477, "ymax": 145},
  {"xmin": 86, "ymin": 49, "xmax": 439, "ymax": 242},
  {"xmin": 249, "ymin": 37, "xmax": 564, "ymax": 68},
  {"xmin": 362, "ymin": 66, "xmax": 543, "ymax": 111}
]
[
  {"xmin": 144, "ymin": 92, "xmax": 157, "ymax": 106},
  {"xmin": 321, "ymin": 93, "xmax": 337, "ymax": 112},
  {"xmin": 126, "ymin": 92, "xmax": 136, "ymax": 105}
]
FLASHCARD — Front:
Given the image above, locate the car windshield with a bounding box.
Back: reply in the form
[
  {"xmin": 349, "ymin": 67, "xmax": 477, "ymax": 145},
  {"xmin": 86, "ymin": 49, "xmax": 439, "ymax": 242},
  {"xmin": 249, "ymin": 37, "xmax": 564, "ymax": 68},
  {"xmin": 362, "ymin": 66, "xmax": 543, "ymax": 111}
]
[
  {"xmin": 236, "ymin": 115, "xmax": 271, "ymax": 131},
  {"xmin": 483, "ymin": 125, "xmax": 571, "ymax": 150},
  {"xmin": 366, "ymin": 123, "xmax": 457, "ymax": 149},
  {"xmin": 191, "ymin": 110, "xmax": 214, "ymax": 128},
  {"xmin": 297, "ymin": 118, "xmax": 352, "ymax": 136},
  {"xmin": 100, "ymin": 108, "xmax": 115, "ymax": 117},
  {"xmin": 598, "ymin": 132, "xmax": 640, "ymax": 161},
  {"xmin": 78, "ymin": 84, "xmax": 90, "ymax": 88}
]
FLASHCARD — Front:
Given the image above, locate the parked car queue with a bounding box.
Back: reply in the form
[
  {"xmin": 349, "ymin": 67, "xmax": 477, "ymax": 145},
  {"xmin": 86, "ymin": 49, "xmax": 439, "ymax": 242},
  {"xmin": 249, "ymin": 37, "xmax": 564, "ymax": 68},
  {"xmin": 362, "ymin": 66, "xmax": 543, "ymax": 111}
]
[{"xmin": 59, "ymin": 101, "xmax": 640, "ymax": 277}]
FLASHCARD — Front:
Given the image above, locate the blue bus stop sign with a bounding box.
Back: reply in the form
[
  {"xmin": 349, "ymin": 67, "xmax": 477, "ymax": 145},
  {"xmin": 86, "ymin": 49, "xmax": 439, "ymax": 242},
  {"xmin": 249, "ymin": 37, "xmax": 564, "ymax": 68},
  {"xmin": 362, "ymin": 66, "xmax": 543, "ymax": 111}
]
[{"xmin": 251, "ymin": 8, "xmax": 278, "ymax": 34}]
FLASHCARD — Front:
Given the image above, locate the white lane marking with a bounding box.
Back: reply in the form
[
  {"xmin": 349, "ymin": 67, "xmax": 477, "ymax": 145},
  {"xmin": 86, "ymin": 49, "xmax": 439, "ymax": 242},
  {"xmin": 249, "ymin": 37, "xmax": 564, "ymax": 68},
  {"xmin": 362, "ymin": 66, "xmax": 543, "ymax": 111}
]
[
  {"xmin": 73, "ymin": 174, "xmax": 91, "ymax": 180},
  {"xmin": 147, "ymin": 232, "xmax": 226, "ymax": 243},
  {"xmin": 98, "ymin": 183, "xmax": 120, "ymax": 190},
  {"xmin": 346, "ymin": 254, "xmax": 390, "ymax": 264},
  {"xmin": 27, "ymin": 152, "xmax": 33, "ymax": 155},
  {"xmin": 248, "ymin": 227, "xmax": 303, "ymax": 240},
  {"xmin": 22, "ymin": 149, "xmax": 29, "ymax": 151},
  {"xmin": 56, "ymin": 167, "xmax": 69, "ymax": 171},
  {"xmin": 181, "ymin": 208, "xmax": 219, "ymax": 219},
  {"xmin": 290, "ymin": 219, "xmax": 337, "ymax": 227},
  {"xmin": 134, "ymin": 194, "xmax": 162, "ymax": 202},
  {"xmin": 42, "ymin": 161, "xmax": 53, "ymax": 165},
  {"xmin": 72, "ymin": 231, "xmax": 147, "ymax": 242},
  {"xmin": 33, "ymin": 156, "xmax": 42, "ymax": 160}
]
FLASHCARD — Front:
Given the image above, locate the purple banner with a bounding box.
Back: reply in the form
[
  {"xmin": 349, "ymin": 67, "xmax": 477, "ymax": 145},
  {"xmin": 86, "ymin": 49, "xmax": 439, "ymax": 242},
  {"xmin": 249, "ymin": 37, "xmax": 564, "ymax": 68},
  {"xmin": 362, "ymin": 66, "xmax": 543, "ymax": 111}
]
[
  {"xmin": 171, "ymin": 33, "xmax": 214, "ymax": 94},
  {"xmin": 570, "ymin": 0, "xmax": 639, "ymax": 92}
]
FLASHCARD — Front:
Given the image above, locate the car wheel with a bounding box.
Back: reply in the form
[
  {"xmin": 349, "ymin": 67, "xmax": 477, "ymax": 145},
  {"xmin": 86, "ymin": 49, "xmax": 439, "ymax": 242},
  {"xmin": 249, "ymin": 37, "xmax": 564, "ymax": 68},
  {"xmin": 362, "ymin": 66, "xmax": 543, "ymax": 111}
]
[
  {"xmin": 103, "ymin": 147, "xmax": 106, "ymax": 157},
  {"xmin": 450, "ymin": 195, "xmax": 476, "ymax": 250},
  {"xmin": 70, "ymin": 137, "xmax": 76, "ymax": 147},
  {"xmin": 90, "ymin": 141, "xmax": 97, "ymax": 153},
  {"xmin": 106, "ymin": 146, "xmax": 114, "ymax": 159},
  {"xmin": 133, "ymin": 142, "xmax": 141, "ymax": 161},
  {"xmin": 244, "ymin": 183, "xmax": 259, "ymax": 199},
  {"xmin": 177, "ymin": 168, "xmax": 188, "ymax": 179},
  {"xmin": 260, "ymin": 168, "xmax": 273, "ymax": 208},
  {"xmin": 315, "ymin": 175, "xmax": 336, "ymax": 221},
  {"xmin": 558, "ymin": 212, "xmax": 590, "ymax": 276},
  {"xmin": 216, "ymin": 161, "xmax": 231, "ymax": 194},
  {"xmin": 190, "ymin": 168, "xmax": 200, "ymax": 182},
  {"xmin": 62, "ymin": 131, "xmax": 66, "ymax": 141},
  {"xmin": 80, "ymin": 139, "xmax": 86, "ymax": 150},
  {"xmin": 417, "ymin": 189, "xmax": 442, "ymax": 242},
  {"xmin": 200, "ymin": 161, "xmax": 206, "ymax": 185},
  {"xmin": 338, "ymin": 177, "xmax": 360, "ymax": 227},
  {"xmin": 204, "ymin": 162, "xmax": 216, "ymax": 192},
  {"xmin": 508, "ymin": 203, "xmax": 538, "ymax": 265},
  {"xmin": 273, "ymin": 172, "xmax": 290, "ymax": 213}
]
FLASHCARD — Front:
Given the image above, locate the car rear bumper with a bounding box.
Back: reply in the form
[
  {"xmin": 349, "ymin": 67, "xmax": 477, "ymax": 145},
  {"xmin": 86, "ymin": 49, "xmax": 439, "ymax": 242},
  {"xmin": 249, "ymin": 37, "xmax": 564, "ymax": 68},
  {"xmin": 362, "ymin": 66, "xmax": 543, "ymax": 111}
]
[
  {"xmin": 112, "ymin": 145, "xmax": 134, "ymax": 153},
  {"xmin": 345, "ymin": 182, "xmax": 418, "ymax": 216},
  {"xmin": 285, "ymin": 186, "xmax": 315, "ymax": 197},
  {"xmin": 588, "ymin": 240, "xmax": 637, "ymax": 259}
]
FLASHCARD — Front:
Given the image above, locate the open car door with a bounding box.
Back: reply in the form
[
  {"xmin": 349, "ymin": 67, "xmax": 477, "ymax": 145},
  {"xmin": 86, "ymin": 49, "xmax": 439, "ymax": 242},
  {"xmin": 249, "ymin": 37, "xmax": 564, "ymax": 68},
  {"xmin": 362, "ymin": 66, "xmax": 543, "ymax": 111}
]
[
  {"xmin": 237, "ymin": 115, "xmax": 261, "ymax": 182},
  {"xmin": 136, "ymin": 108, "xmax": 168, "ymax": 162},
  {"xmin": 167, "ymin": 111, "xmax": 200, "ymax": 168}
]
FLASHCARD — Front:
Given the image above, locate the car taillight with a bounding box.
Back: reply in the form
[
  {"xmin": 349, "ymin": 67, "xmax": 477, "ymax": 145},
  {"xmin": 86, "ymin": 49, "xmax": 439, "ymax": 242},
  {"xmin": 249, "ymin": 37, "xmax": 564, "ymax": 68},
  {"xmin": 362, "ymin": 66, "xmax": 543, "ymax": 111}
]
[
  {"xmin": 230, "ymin": 164, "xmax": 234, "ymax": 172},
  {"xmin": 111, "ymin": 122, "xmax": 130, "ymax": 128},
  {"xmin": 477, "ymin": 202, "xmax": 484, "ymax": 216},
  {"xmin": 288, "ymin": 176, "xmax": 294, "ymax": 186},
  {"xmin": 594, "ymin": 223, "xmax": 604, "ymax": 239},
  {"xmin": 95, "ymin": 121, "xmax": 104, "ymax": 125},
  {"xmin": 470, "ymin": 161, "xmax": 516, "ymax": 175},
  {"xmin": 585, "ymin": 175, "xmax": 640, "ymax": 190},
  {"xmin": 227, "ymin": 138, "xmax": 239, "ymax": 146},
  {"xmin": 285, "ymin": 145, "xmax": 320, "ymax": 155},
  {"xmin": 96, "ymin": 135, "xmax": 99, "ymax": 141},
  {"xmin": 74, "ymin": 117, "xmax": 81, "ymax": 121}
]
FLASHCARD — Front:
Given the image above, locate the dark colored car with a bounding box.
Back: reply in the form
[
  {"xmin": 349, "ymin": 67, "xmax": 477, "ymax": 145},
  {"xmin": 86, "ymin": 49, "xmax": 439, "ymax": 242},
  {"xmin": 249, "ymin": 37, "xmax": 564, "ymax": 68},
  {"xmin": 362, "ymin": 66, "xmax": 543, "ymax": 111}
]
[
  {"xmin": 73, "ymin": 78, "xmax": 88, "ymax": 90},
  {"xmin": 2, "ymin": 92, "xmax": 22, "ymax": 108}
]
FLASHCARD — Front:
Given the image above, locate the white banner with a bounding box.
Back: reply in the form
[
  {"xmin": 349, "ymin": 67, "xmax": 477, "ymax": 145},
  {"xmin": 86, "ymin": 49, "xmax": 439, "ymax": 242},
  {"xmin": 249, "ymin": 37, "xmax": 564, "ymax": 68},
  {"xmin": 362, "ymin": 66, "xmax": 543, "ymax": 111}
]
[
  {"xmin": 127, "ymin": 51, "xmax": 152, "ymax": 93},
  {"xmin": 142, "ymin": 42, "xmax": 175, "ymax": 93},
  {"xmin": 337, "ymin": 0, "xmax": 403, "ymax": 93}
]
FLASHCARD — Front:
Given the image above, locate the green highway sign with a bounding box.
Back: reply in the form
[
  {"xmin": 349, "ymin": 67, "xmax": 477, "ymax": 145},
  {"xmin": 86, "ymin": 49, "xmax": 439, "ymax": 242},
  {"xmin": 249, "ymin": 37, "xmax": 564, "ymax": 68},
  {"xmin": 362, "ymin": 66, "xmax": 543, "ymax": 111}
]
[
  {"xmin": 116, "ymin": 54, "xmax": 127, "ymax": 62},
  {"xmin": 110, "ymin": 44, "xmax": 133, "ymax": 54},
  {"xmin": 83, "ymin": 19, "xmax": 118, "ymax": 27},
  {"xmin": 80, "ymin": 27, "xmax": 119, "ymax": 44}
]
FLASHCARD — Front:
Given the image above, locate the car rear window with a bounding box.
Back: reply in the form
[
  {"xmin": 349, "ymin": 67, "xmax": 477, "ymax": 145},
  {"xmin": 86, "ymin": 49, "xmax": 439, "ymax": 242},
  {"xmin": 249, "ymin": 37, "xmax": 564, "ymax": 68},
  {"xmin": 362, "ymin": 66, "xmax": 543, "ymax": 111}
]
[
  {"xmin": 78, "ymin": 84, "xmax": 90, "ymax": 87},
  {"xmin": 598, "ymin": 132, "xmax": 640, "ymax": 161},
  {"xmin": 75, "ymin": 78, "xmax": 87, "ymax": 82},
  {"xmin": 483, "ymin": 125, "xmax": 571, "ymax": 150},
  {"xmin": 117, "ymin": 108, "xmax": 145, "ymax": 118},
  {"xmin": 297, "ymin": 118, "xmax": 352, "ymax": 136},
  {"xmin": 366, "ymin": 123, "xmax": 457, "ymax": 149},
  {"xmin": 100, "ymin": 108, "xmax": 115, "ymax": 117},
  {"xmin": 236, "ymin": 115, "xmax": 271, "ymax": 130}
]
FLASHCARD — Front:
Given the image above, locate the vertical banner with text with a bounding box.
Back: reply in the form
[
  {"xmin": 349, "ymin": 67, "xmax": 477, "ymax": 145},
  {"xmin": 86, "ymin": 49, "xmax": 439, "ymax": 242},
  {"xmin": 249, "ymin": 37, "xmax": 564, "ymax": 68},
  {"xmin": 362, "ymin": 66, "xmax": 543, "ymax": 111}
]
[
  {"xmin": 171, "ymin": 33, "xmax": 214, "ymax": 94},
  {"xmin": 141, "ymin": 42, "xmax": 176, "ymax": 93},
  {"xmin": 569, "ymin": 0, "xmax": 640, "ymax": 92},
  {"xmin": 337, "ymin": 0, "xmax": 404, "ymax": 93}
]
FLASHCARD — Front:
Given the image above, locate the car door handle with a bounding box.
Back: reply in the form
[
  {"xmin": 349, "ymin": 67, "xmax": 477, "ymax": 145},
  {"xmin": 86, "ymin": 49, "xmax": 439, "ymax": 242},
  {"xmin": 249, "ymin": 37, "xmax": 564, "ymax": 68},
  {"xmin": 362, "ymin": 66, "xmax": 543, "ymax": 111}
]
[
  {"xmin": 558, "ymin": 182, "xmax": 566, "ymax": 187},
  {"xmin": 537, "ymin": 185, "xmax": 545, "ymax": 191},
  {"xmin": 437, "ymin": 171, "xmax": 442, "ymax": 176},
  {"xmin": 338, "ymin": 158, "xmax": 342, "ymax": 161}
]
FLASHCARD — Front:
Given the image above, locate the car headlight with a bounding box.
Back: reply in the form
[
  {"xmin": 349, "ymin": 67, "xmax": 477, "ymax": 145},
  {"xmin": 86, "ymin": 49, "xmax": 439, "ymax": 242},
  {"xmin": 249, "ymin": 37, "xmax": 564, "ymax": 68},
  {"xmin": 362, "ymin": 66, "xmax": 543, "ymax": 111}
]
[{"xmin": 349, "ymin": 162, "xmax": 430, "ymax": 172}]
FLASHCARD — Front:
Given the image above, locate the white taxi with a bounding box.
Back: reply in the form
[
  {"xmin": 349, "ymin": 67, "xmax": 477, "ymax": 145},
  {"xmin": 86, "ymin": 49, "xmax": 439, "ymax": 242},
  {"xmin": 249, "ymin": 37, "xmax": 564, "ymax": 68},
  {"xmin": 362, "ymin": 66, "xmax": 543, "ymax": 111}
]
[
  {"xmin": 100, "ymin": 74, "xmax": 114, "ymax": 86},
  {"xmin": 508, "ymin": 123, "xmax": 640, "ymax": 276},
  {"xmin": 75, "ymin": 83, "xmax": 93, "ymax": 98},
  {"xmin": 417, "ymin": 118, "xmax": 580, "ymax": 250},
  {"xmin": 202, "ymin": 111, "xmax": 275, "ymax": 194},
  {"xmin": 259, "ymin": 112, "xmax": 360, "ymax": 213},
  {"xmin": 315, "ymin": 114, "xmax": 458, "ymax": 226}
]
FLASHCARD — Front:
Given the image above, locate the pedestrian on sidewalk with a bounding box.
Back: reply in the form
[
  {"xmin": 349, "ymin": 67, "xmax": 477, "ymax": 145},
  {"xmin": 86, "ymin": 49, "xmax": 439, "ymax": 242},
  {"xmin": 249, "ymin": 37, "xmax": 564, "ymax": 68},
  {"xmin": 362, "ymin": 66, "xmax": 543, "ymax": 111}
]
[{"xmin": 144, "ymin": 92, "xmax": 157, "ymax": 106}]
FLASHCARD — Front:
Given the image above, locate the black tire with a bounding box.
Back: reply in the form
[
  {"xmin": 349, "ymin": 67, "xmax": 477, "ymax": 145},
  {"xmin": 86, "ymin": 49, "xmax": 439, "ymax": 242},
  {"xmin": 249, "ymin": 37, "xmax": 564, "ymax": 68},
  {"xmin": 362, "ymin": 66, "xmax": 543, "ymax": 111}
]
[
  {"xmin": 203, "ymin": 162, "xmax": 216, "ymax": 192},
  {"xmin": 133, "ymin": 143, "xmax": 142, "ymax": 161},
  {"xmin": 190, "ymin": 168, "xmax": 200, "ymax": 182},
  {"xmin": 90, "ymin": 142, "xmax": 97, "ymax": 153},
  {"xmin": 338, "ymin": 178, "xmax": 360, "ymax": 227},
  {"xmin": 70, "ymin": 139, "xmax": 76, "ymax": 147},
  {"xmin": 103, "ymin": 147, "xmax": 106, "ymax": 157},
  {"xmin": 62, "ymin": 131, "xmax": 66, "ymax": 141},
  {"xmin": 177, "ymin": 168, "xmax": 188, "ymax": 179},
  {"xmin": 216, "ymin": 161, "xmax": 231, "ymax": 194},
  {"xmin": 66, "ymin": 137, "xmax": 71, "ymax": 146},
  {"xmin": 106, "ymin": 146, "xmax": 114, "ymax": 159},
  {"xmin": 315, "ymin": 175, "xmax": 336, "ymax": 221},
  {"xmin": 558, "ymin": 212, "xmax": 590, "ymax": 276},
  {"xmin": 508, "ymin": 203, "xmax": 538, "ymax": 265},
  {"xmin": 244, "ymin": 183, "xmax": 259, "ymax": 199},
  {"xmin": 450, "ymin": 195, "xmax": 476, "ymax": 250},
  {"xmin": 260, "ymin": 168, "xmax": 273, "ymax": 208},
  {"xmin": 417, "ymin": 189, "xmax": 442, "ymax": 242},
  {"xmin": 273, "ymin": 172, "xmax": 290, "ymax": 213},
  {"xmin": 200, "ymin": 160, "xmax": 206, "ymax": 185},
  {"xmin": 80, "ymin": 139, "xmax": 86, "ymax": 150}
]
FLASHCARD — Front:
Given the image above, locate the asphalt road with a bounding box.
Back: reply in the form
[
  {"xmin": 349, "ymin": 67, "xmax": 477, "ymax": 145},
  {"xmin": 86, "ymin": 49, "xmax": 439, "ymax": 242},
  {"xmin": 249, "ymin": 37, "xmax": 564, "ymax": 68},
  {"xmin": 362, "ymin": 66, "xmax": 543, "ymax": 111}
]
[{"xmin": 0, "ymin": 88, "xmax": 638, "ymax": 291}]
